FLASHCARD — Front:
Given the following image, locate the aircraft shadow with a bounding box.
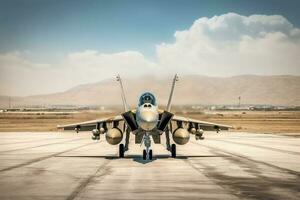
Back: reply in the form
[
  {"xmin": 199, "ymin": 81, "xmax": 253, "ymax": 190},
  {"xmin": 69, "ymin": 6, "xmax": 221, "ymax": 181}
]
[{"xmin": 56, "ymin": 154, "xmax": 229, "ymax": 164}]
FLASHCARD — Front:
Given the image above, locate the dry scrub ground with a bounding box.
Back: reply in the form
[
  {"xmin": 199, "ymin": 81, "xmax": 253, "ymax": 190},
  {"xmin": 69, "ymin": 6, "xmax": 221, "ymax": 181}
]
[
  {"xmin": 0, "ymin": 111, "xmax": 114, "ymax": 132},
  {"xmin": 0, "ymin": 110, "xmax": 299, "ymax": 135},
  {"xmin": 182, "ymin": 111, "xmax": 300, "ymax": 135}
]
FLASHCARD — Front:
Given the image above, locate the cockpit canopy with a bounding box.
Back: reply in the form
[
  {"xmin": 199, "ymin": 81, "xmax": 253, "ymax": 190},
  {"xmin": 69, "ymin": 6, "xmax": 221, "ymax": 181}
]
[{"xmin": 138, "ymin": 92, "xmax": 156, "ymax": 106}]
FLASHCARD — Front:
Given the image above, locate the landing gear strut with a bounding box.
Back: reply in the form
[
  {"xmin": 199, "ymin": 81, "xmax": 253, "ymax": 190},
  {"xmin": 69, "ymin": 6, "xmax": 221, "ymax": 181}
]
[
  {"xmin": 124, "ymin": 128, "xmax": 130, "ymax": 151},
  {"xmin": 119, "ymin": 127, "xmax": 130, "ymax": 158},
  {"xmin": 166, "ymin": 128, "xmax": 176, "ymax": 158},
  {"xmin": 171, "ymin": 144, "xmax": 176, "ymax": 158},
  {"xmin": 142, "ymin": 133, "xmax": 153, "ymax": 160}
]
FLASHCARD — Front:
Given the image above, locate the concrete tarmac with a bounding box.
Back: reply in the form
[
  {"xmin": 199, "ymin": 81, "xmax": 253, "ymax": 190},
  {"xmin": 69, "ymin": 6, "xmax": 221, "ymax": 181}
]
[{"xmin": 0, "ymin": 131, "xmax": 299, "ymax": 200}]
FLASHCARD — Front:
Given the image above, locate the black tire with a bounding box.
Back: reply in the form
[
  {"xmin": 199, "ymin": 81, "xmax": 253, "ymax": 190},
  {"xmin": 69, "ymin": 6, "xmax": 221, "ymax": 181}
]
[
  {"xmin": 149, "ymin": 150, "xmax": 153, "ymax": 160},
  {"xmin": 171, "ymin": 144, "xmax": 176, "ymax": 158},
  {"xmin": 119, "ymin": 144, "xmax": 124, "ymax": 158},
  {"xmin": 143, "ymin": 149, "xmax": 147, "ymax": 160}
]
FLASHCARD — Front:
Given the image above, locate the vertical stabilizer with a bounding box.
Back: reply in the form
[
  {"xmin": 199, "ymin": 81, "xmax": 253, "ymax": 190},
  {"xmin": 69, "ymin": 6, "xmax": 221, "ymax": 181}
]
[
  {"xmin": 166, "ymin": 74, "xmax": 179, "ymax": 112},
  {"xmin": 116, "ymin": 74, "xmax": 129, "ymax": 111}
]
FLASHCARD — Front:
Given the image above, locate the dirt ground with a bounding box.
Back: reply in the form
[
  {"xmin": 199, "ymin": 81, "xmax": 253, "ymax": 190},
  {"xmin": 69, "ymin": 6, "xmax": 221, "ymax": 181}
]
[
  {"xmin": 182, "ymin": 111, "xmax": 300, "ymax": 135},
  {"xmin": 0, "ymin": 110, "xmax": 299, "ymax": 135}
]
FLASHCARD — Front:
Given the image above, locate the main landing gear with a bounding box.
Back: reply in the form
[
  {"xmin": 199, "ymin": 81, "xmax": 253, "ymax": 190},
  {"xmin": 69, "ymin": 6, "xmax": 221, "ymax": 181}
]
[
  {"xmin": 171, "ymin": 144, "xmax": 176, "ymax": 158},
  {"xmin": 118, "ymin": 128, "xmax": 130, "ymax": 158},
  {"xmin": 166, "ymin": 128, "xmax": 177, "ymax": 158},
  {"xmin": 119, "ymin": 144, "xmax": 125, "ymax": 158}
]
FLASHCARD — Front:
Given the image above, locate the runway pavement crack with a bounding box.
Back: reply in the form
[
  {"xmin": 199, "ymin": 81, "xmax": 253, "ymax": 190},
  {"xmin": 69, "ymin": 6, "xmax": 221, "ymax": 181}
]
[
  {"xmin": 0, "ymin": 137, "xmax": 75, "ymax": 145},
  {"xmin": 192, "ymin": 141, "xmax": 300, "ymax": 177},
  {"xmin": 184, "ymin": 151, "xmax": 300, "ymax": 200},
  {"xmin": 0, "ymin": 142, "xmax": 96, "ymax": 172},
  {"xmin": 0, "ymin": 138, "xmax": 85, "ymax": 153},
  {"xmin": 65, "ymin": 159, "xmax": 112, "ymax": 200},
  {"xmin": 211, "ymin": 138, "xmax": 300, "ymax": 156}
]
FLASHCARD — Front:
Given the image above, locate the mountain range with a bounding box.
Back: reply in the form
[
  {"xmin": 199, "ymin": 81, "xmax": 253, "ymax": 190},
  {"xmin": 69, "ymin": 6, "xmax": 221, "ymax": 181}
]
[{"xmin": 1, "ymin": 75, "xmax": 299, "ymax": 107}]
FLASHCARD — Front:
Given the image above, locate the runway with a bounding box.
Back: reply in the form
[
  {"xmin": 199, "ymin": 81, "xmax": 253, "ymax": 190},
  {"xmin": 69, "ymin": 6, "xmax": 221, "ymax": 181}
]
[{"xmin": 0, "ymin": 131, "xmax": 299, "ymax": 200}]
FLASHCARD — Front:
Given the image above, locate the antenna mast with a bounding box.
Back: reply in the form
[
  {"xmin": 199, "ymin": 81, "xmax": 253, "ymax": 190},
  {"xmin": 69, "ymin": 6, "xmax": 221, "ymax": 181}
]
[
  {"xmin": 116, "ymin": 75, "xmax": 129, "ymax": 111},
  {"xmin": 166, "ymin": 74, "xmax": 179, "ymax": 112}
]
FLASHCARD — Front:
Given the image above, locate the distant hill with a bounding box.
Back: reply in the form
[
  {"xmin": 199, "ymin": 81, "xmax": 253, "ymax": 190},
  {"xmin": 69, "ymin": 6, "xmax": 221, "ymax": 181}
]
[{"xmin": 1, "ymin": 75, "xmax": 300, "ymax": 107}]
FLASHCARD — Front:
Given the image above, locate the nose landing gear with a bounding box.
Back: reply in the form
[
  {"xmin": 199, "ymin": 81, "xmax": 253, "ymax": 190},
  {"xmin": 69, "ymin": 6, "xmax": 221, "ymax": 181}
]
[
  {"xmin": 148, "ymin": 149, "xmax": 152, "ymax": 160},
  {"xmin": 143, "ymin": 149, "xmax": 153, "ymax": 160},
  {"xmin": 142, "ymin": 133, "xmax": 153, "ymax": 160},
  {"xmin": 143, "ymin": 149, "xmax": 147, "ymax": 160}
]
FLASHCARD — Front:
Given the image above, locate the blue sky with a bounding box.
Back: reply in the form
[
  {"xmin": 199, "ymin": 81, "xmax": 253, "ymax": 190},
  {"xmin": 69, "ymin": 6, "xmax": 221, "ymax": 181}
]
[
  {"xmin": 0, "ymin": 0, "xmax": 300, "ymax": 96},
  {"xmin": 1, "ymin": 0, "xmax": 300, "ymax": 61}
]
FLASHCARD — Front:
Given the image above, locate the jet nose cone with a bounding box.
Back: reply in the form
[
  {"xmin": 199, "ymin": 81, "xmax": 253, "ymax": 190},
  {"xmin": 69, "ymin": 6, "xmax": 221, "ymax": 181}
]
[
  {"xmin": 141, "ymin": 111, "xmax": 156, "ymax": 122},
  {"xmin": 137, "ymin": 108, "xmax": 159, "ymax": 131}
]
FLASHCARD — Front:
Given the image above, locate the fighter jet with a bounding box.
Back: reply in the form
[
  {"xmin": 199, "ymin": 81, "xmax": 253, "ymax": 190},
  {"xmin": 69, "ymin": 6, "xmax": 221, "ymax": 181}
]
[{"xmin": 58, "ymin": 74, "xmax": 232, "ymax": 160}]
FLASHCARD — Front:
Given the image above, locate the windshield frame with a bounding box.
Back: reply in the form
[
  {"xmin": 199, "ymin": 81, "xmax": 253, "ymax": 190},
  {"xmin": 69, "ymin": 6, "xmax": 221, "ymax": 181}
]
[{"xmin": 138, "ymin": 92, "xmax": 157, "ymax": 106}]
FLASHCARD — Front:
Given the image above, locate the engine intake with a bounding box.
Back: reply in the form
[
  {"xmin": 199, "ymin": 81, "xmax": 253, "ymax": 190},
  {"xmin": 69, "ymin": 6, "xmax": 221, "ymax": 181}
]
[
  {"xmin": 172, "ymin": 128, "xmax": 190, "ymax": 145},
  {"xmin": 106, "ymin": 128, "xmax": 123, "ymax": 145}
]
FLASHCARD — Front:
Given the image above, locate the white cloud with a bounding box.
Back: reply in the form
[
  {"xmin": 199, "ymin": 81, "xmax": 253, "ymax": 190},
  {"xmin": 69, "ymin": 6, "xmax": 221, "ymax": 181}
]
[
  {"xmin": 156, "ymin": 13, "xmax": 300, "ymax": 76},
  {"xmin": 0, "ymin": 50, "xmax": 157, "ymax": 96},
  {"xmin": 65, "ymin": 50, "xmax": 156, "ymax": 73},
  {"xmin": 0, "ymin": 13, "xmax": 300, "ymax": 96},
  {"xmin": 0, "ymin": 52, "xmax": 50, "ymax": 69}
]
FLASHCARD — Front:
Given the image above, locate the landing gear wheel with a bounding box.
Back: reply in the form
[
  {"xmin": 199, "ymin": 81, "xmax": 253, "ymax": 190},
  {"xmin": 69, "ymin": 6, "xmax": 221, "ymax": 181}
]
[
  {"xmin": 171, "ymin": 144, "xmax": 176, "ymax": 158},
  {"xmin": 143, "ymin": 149, "xmax": 147, "ymax": 160},
  {"xmin": 149, "ymin": 149, "xmax": 153, "ymax": 160},
  {"xmin": 119, "ymin": 144, "xmax": 124, "ymax": 158}
]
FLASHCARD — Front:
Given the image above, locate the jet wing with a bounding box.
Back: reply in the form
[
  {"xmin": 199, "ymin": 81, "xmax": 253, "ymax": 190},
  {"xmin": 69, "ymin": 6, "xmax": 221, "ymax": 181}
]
[
  {"xmin": 57, "ymin": 115, "xmax": 123, "ymax": 131},
  {"xmin": 172, "ymin": 115, "xmax": 232, "ymax": 131}
]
